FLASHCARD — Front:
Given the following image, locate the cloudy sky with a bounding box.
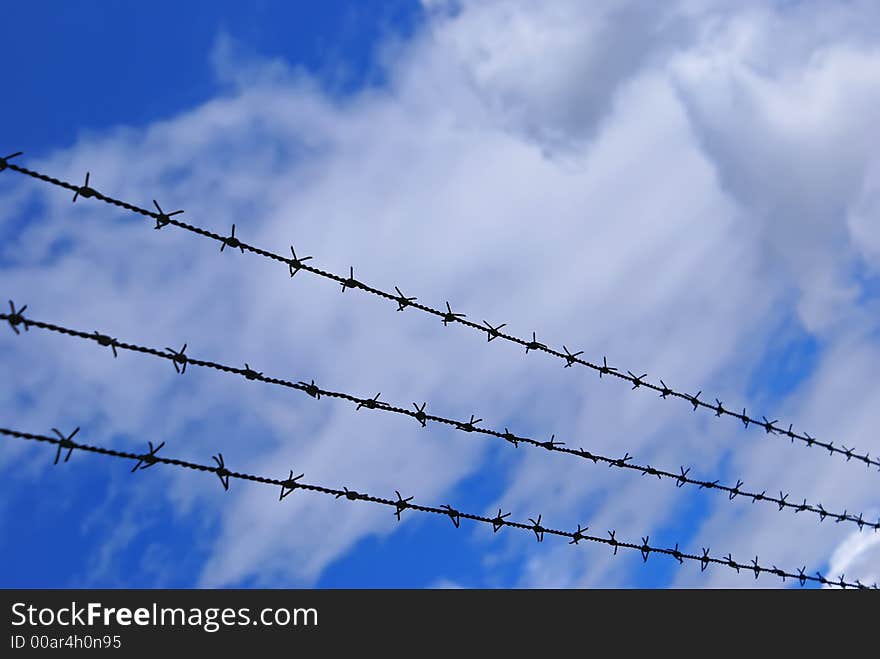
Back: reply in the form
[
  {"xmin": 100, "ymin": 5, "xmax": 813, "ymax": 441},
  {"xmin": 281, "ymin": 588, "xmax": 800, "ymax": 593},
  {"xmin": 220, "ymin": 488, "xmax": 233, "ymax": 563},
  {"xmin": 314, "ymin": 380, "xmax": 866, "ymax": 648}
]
[{"xmin": 1, "ymin": 0, "xmax": 878, "ymax": 588}]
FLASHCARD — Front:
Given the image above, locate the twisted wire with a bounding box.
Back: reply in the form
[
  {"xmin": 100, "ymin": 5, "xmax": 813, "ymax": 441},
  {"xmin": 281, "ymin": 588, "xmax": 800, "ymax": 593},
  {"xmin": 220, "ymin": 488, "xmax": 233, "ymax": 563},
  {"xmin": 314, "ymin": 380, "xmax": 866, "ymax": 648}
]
[
  {"xmin": 3, "ymin": 306, "xmax": 877, "ymax": 533},
  {"xmin": 2, "ymin": 156, "xmax": 874, "ymax": 471},
  {"xmin": 1, "ymin": 425, "xmax": 871, "ymax": 589}
]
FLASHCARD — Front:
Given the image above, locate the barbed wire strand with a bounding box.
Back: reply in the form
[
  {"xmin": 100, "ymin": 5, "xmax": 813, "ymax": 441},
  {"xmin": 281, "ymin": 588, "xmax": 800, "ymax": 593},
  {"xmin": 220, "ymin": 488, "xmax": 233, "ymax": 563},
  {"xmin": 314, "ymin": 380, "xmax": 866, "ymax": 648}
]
[
  {"xmin": 1, "ymin": 156, "xmax": 875, "ymax": 472},
  {"xmin": 1, "ymin": 425, "xmax": 872, "ymax": 589},
  {"xmin": 3, "ymin": 305, "xmax": 877, "ymax": 534}
]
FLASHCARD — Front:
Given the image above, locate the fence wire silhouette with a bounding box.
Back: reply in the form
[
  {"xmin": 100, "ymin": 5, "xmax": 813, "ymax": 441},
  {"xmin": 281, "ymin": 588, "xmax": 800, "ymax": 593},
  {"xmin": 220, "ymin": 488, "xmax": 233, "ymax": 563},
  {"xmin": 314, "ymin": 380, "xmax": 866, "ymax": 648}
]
[
  {"xmin": 2, "ymin": 151, "xmax": 876, "ymax": 589},
  {"xmin": 3, "ymin": 304, "xmax": 877, "ymax": 533},
  {"xmin": 2, "ymin": 425, "xmax": 873, "ymax": 589},
  {"xmin": 2, "ymin": 155, "xmax": 875, "ymax": 472}
]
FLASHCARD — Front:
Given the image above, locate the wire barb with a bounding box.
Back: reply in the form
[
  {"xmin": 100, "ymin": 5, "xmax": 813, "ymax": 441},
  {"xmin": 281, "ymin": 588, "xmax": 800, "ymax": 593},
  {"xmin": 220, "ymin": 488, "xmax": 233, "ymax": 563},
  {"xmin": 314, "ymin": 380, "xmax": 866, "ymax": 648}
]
[
  {"xmin": 288, "ymin": 245, "xmax": 313, "ymax": 277},
  {"xmin": 676, "ymin": 466, "xmax": 690, "ymax": 488},
  {"xmin": 297, "ymin": 379, "xmax": 321, "ymax": 399},
  {"xmin": 5, "ymin": 300, "xmax": 29, "ymax": 335},
  {"xmin": 442, "ymin": 302, "xmax": 465, "ymax": 326},
  {"xmin": 394, "ymin": 286, "xmax": 416, "ymax": 311},
  {"xmin": 336, "ymin": 487, "xmax": 364, "ymax": 501},
  {"xmin": 0, "ymin": 151, "xmax": 23, "ymax": 172},
  {"xmin": 165, "ymin": 343, "xmax": 189, "ymax": 374},
  {"xmin": 598, "ymin": 356, "xmax": 617, "ymax": 378},
  {"xmin": 700, "ymin": 548, "xmax": 711, "ymax": 572},
  {"xmin": 51, "ymin": 427, "xmax": 79, "ymax": 465},
  {"xmin": 658, "ymin": 380, "xmax": 672, "ymax": 398},
  {"xmin": 541, "ymin": 434, "xmax": 564, "ymax": 450},
  {"xmin": 279, "ymin": 469, "xmax": 304, "ymax": 501},
  {"xmin": 578, "ymin": 447, "xmax": 597, "ymax": 462},
  {"xmin": 357, "ymin": 392, "xmax": 382, "ymax": 411},
  {"xmin": 92, "ymin": 331, "xmax": 118, "ymax": 358},
  {"xmin": 131, "ymin": 441, "xmax": 165, "ymax": 472},
  {"xmin": 528, "ymin": 515, "xmax": 545, "ymax": 542},
  {"xmin": 441, "ymin": 504, "xmax": 461, "ymax": 528},
  {"xmin": 607, "ymin": 530, "xmax": 619, "ymax": 555},
  {"xmin": 729, "ymin": 479, "xmax": 744, "ymax": 500},
  {"xmin": 640, "ymin": 464, "xmax": 661, "ymax": 479},
  {"xmin": 568, "ymin": 523, "xmax": 589, "ymax": 545},
  {"xmin": 628, "ymin": 371, "xmax": 648, "ymax": 389},
  {"xmin": 482, "ymin": 320, "xmax": 506, "ymax": 342},
  {"xmin": 212, "ymin": 453, "xmax": 230, "ymax": 491},
  {"xmin": 612, "ymin": 452, "xmax": 633, "ymax": 468},
  {"xmin": 340, "ymin": 266, "xmax": 360, "ymax": 292},
  {"xmin": 777, "ymin": 492, "xmax": 789, "ymax": 512},
  {"xmin": 726, "ymin": 553, "xmax": 740, "ymax": 573},
  {"xmin": 393, "ymin": 491, "xmax": 413, "ymax": 521},
  {"xmin": 152, "ymin": 200, "xmax": 183, "ymax": 230},
  {"xmin": 525, "ymin": 332, "xmax": 546, "ymax": 354},
  {"xmin": 457, "ymin": 414, "xmax": 482, "ymax": 432},
  {"xmin": 762, "ymin": 417, "xmax": 779, "ymax": 435},
  {"xmin": 71, "ymin": 172, "xmax": 95, "ymax": 203},
  {"xmin": 562, "ymin": 345, "xmax": 583, "ymax": 367},
  {"xmin": 412, "ymin": 402, "xmax": 428, "ymax": 427},
  {"xmin": 242, "ymin": 363, "xmax": 262, "ymax": 380},
  {"xmin": 220, "ymin": 224, "xmax": 244, "ymax": 253},
  {"xmin": 491, "ymin": 509, "xmax": 511, "ymax": 533}
]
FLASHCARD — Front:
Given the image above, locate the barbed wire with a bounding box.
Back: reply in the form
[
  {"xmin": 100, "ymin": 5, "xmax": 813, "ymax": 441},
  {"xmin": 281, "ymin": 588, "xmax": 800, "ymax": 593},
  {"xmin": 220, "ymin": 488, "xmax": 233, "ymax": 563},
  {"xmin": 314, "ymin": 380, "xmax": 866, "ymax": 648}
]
[
  {"xmin": 1, "ymin": 425, "xmax": 872, "ymax": 589},
  {"xmin": 2, "ymin": 155, "xmax": 875, "ymax": 473},
  {"xmin": 3, "ymin": 305, "xmax": 877, "ymax": 534}
]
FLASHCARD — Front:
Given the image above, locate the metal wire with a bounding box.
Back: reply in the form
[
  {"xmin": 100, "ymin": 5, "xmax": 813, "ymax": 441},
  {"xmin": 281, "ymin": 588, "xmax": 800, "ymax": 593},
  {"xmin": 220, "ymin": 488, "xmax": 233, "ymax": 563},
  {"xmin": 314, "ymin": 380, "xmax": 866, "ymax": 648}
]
[
  {"xmin": 1, "ymin": 424, "xmax": 871, "ymax": 589},
  {"xmin": 2, "ymin": 155, "xmax": 875, "ymax": 472},
  {"xmin": 3, "ymin": 305, "xmax": 877, "ymax": 534}
]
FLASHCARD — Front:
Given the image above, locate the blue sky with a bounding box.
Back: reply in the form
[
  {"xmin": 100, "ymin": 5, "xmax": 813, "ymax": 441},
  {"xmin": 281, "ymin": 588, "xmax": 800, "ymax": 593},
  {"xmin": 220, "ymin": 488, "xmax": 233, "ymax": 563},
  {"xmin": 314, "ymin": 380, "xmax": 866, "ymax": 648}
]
[
  {"xmin": 1, "ymin": 1, "xmax": 879, "ymax": 589},
  {"xmin": 3, "ymin": 0, "xmax": 422, "ymax": 157}
]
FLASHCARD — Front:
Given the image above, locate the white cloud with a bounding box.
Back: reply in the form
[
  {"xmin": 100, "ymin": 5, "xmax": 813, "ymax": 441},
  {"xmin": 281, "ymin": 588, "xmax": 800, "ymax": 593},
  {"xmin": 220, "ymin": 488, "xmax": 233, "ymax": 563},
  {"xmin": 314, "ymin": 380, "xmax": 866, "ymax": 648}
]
[
  {"xmin": 825, "ymin": 529, "xmax": 880, "ymax": 589},
  {"xmin": 847, "ymin": 157, "xmax": 880, "ymax": 272}
]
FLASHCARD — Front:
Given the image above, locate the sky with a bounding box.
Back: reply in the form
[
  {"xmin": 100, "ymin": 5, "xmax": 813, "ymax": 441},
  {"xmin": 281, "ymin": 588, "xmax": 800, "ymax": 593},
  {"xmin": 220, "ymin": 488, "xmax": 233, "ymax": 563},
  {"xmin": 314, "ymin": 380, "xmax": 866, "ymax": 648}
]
[{"xmin": 0, "ymin": 0, "xmax": 879, "ymax": 589}]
